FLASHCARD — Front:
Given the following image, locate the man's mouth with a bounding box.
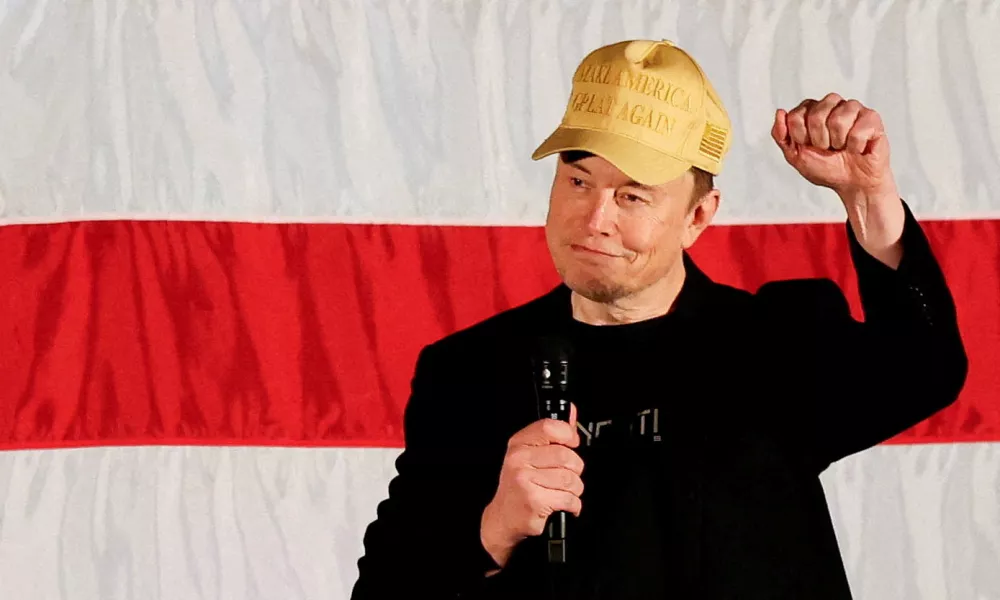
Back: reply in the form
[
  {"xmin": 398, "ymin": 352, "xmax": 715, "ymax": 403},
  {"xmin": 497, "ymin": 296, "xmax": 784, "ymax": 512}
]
[{"xmin": 571, "ymin": 244, "xmax": 618, "ymax": 258}]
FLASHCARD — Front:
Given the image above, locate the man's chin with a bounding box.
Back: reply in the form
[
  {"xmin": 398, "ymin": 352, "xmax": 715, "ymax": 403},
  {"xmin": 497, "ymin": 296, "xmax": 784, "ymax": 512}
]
[{"xmin": 564, "ymin": 276, "xmax": 629, "ymax": 304}]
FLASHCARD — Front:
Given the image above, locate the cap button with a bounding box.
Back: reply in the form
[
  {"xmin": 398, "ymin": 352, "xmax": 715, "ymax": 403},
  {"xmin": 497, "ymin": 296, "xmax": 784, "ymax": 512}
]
[{"xmin": 624, "ymin": 40, "xmax": 659, "ymax": 64}]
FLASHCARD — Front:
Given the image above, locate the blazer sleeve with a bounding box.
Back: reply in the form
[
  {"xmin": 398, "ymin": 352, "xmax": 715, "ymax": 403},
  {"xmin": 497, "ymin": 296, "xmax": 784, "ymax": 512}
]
[
  {"xmin": 755, "ymin": 199, "xmax": 969, "ymax": 470},
  {"xmin": 350, "ymin": 342, "xmax": 503, "ymax": 599}
]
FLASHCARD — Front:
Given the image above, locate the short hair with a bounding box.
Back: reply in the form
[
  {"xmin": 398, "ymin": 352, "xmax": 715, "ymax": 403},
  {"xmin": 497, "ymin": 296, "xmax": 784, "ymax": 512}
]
[{"xmin": 559, "ymin": 150, "xmax": 714, "ymax": 209}]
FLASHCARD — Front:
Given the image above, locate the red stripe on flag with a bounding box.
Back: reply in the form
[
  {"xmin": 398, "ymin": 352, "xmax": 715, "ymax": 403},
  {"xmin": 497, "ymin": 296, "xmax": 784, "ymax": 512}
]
[{"xmin": 0, "ymin": 219, "xmax": 996, "ymax": 450}]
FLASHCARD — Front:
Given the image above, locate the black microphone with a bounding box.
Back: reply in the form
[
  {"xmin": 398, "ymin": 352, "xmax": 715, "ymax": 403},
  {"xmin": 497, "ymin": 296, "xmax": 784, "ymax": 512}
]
[{"xmin": 531, "ymin": 336, "xmax": 573, "ymax": 564}]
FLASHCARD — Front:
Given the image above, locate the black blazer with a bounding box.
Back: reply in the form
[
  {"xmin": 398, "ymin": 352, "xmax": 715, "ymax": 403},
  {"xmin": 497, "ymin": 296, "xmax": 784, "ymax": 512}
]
[{"xmin": 351, "ymin": 202, "xmax": 968, "ymax": 599}]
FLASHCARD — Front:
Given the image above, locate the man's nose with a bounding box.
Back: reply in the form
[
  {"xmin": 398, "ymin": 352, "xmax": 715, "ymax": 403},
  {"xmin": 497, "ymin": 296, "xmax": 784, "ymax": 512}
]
[{"xmin": 584, "ymin": 191, "xmax": 617, "ymax": 236}]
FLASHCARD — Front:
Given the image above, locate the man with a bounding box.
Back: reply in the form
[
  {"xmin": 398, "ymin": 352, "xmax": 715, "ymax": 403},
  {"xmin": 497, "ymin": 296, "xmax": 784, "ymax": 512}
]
[{"xmin": 350, "ymin": 39, "xmax": 967, "ymax": 599}]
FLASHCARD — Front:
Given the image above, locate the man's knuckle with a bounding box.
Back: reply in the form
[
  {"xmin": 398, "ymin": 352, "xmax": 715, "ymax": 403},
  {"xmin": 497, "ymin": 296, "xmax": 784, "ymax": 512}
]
[
  {"xmin": 513, "ymin": 468, "xmax": 533, "ymax": 488},
  {"xmin": 507, "ymin": 432, "xmax": 525, "ymax": 449},
  {"xmin": 824, "ymin": 94, "xmax": 844, "ymax": 107},
  {"xmin": 829, "ymin": 119, "xmax": 849, "ymax": 136},
  {"xmin": 506, "ymin": 447, "xmax": 526, "ymax": 466}
]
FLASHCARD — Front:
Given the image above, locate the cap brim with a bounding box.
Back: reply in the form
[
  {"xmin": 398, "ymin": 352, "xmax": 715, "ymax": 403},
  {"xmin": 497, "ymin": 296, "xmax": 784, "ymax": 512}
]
[{"xmin": 531, "ymin": 127, "xmax": 691, "ymax": 186}]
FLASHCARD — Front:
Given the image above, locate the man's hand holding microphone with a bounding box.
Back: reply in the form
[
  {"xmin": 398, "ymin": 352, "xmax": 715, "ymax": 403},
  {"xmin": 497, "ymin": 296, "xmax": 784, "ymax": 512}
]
[{"xmin": 479, "ymin": 403, "xmax": 584, "ymax": 572}]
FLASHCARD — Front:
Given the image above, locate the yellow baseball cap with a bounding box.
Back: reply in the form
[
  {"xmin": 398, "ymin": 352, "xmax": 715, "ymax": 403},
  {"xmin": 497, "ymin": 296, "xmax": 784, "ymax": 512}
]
[{"xmin": 532, "ymin": 39, "xmax": 732, "ymax": 186}]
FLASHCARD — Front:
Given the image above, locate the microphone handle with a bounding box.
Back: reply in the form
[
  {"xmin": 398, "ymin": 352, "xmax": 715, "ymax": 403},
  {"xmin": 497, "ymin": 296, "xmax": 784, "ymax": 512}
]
[{"xmin": 540, "ymin": 394, "xmax": 571, "ymax": 564}]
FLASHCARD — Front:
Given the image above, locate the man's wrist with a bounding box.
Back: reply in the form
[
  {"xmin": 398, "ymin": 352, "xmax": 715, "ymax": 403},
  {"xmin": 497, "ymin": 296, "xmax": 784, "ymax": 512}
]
[
  {"xmin": 480, "ymin": 504, "xmax": 513, "ymax": 573},
  {"xmin": 838, "ymin": 186, "xmax": 905, "ymax": 269}
]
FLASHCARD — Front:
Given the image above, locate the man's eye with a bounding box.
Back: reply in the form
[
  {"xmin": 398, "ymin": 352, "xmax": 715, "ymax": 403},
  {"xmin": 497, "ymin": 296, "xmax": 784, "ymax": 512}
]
[{"xmin": 571, "ymin": 177, "xmax": 585, "ymax": 187}]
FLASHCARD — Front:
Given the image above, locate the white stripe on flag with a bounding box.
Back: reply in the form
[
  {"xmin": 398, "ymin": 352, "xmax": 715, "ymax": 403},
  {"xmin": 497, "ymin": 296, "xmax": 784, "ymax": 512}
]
[{"xmin": 0, "ymin": 444, "xmax": 998, "ymax": 600}]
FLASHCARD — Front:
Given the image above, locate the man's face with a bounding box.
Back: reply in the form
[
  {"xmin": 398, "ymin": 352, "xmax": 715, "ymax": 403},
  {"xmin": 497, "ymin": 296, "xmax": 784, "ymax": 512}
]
[{"xmin": 544, "ymin": 155, "xmax": 712, "ymax": 304}]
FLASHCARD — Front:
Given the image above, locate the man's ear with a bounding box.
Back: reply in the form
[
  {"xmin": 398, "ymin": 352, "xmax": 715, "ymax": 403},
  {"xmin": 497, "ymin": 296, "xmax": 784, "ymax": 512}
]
[{"xmin": 682, "ymin": 189, "xmax": 720, "ymax": 249}]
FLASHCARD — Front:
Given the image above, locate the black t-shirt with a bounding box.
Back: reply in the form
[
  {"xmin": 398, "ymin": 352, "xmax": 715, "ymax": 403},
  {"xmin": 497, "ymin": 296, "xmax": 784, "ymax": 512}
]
[{"xmin": 546, "ymin": 308, "xmax": 689, "ymax": 598}]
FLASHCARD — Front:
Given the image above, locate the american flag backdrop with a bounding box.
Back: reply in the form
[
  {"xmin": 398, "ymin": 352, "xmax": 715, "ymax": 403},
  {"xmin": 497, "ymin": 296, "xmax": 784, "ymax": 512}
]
[{"xmin": 0, "ymin": 1, "xmax": 998, "ymax": 599}]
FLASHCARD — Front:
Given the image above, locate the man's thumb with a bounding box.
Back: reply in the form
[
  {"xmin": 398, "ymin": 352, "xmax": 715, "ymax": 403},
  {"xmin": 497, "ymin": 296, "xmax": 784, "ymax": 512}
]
[{"xmin": 865, "ymin": 130, "xmax": 890, "ymax": 160}]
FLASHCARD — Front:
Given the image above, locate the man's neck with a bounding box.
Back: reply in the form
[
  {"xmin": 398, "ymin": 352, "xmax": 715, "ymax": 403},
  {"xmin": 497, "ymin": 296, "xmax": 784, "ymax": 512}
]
[{"xmin": 571, "ymin": 260, "xmax": 687, "ymax": 326}]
